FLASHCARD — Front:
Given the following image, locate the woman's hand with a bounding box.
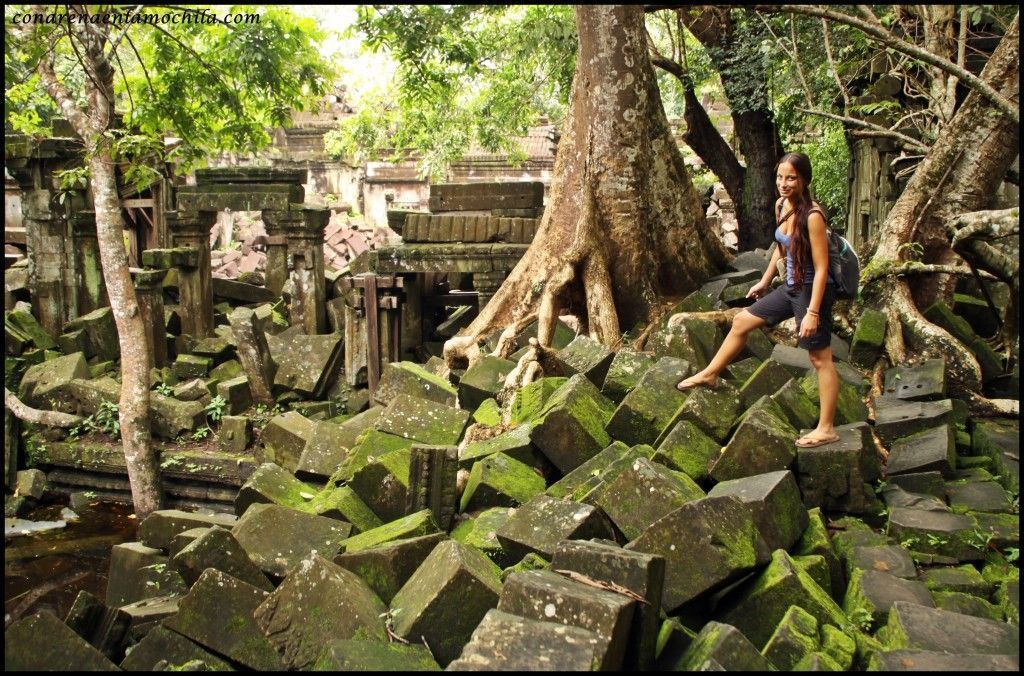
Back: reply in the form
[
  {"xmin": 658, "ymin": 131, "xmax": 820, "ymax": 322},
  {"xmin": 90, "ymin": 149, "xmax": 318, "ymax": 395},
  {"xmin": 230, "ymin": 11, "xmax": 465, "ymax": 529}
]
[
  {"xmin": 746, "ymin": 280, "xmax": 770, "ymax": 300},
  {"xmin": 799, "ymin": 312, "xmax": 820, "ymax": 338}
]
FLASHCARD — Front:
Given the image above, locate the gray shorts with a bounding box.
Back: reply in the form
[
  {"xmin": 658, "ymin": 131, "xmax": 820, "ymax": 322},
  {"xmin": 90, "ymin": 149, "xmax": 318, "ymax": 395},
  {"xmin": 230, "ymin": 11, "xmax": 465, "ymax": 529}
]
[{"xmin": 748, "ymin": 284, "xmax": 834, "ymax": 351}]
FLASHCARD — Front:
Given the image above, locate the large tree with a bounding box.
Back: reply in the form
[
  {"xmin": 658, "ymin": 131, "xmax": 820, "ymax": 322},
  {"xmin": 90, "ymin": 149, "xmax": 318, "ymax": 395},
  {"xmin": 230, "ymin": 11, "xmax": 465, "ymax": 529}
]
[
  {"xmin": 444, "ymin": 5, "xmax": 730, "ymax": 376},
  {"xmin": 7, "ymin": 5, "xmax": 332, "ymax": 516}
]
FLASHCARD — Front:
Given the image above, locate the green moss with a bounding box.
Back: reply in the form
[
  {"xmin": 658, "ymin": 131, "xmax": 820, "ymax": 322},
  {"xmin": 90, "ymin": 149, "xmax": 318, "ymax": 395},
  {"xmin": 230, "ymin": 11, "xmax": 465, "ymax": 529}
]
[
  {"xmin": 509, "ymin": 377, "xmax": 566, "ymax": 424},
  {"xmin": 932, "ymin": 591, "xmax": 1003, "ymax": 621},
  {"xmin": 472, "ymin": 398, "xmax": 502, "ymax": 426},
  {"xmin": 819, "ymin": 623, "xmax": 855, "ymax": 669},
  {"xmin": 340, "ymin": 509, "xmax": 439, "ymax": 553},
  {"xmin": 762, "ymin": 605, "xmax": 820, "ymax": 670},
  {"xmin": 460, "ymin": 452, "xmax": 545, "ymax": 512}
]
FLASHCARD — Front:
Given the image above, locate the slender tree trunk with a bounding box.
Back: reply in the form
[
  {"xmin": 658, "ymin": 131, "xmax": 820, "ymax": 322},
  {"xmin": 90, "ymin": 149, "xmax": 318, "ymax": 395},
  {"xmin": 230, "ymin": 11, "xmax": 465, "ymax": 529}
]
[
  {"xmin": 679, "ymin": 6, "xmax": 783, "ymax": 249},
  {"xmin": 35, "ymin": 19, "xmax": 162, "ymax": 517},
  {"xmin": 445, "ymin": 5, "xmax": 730, "ymax": 373},
  {"xmin": 864, "ymin": 13, "xmax": 1019, "ymax": 394}
]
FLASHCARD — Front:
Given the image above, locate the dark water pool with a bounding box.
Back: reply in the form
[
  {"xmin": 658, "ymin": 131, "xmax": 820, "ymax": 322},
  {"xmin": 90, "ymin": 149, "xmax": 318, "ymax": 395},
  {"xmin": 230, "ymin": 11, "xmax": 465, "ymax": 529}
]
[{"xmin": 5, "ymin": 499, "xmax": 137, "ymax": 628}]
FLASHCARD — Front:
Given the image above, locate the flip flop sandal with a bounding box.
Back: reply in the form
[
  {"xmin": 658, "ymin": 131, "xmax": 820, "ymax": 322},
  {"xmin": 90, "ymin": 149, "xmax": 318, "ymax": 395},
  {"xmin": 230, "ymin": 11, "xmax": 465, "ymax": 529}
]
[
  {"xmin": 794, "ymin": 434, "xmax": 840, "ymax": 448},
  {"xmin": 676, "ymin": 378, "xmax": 719, "ymax": 392}
]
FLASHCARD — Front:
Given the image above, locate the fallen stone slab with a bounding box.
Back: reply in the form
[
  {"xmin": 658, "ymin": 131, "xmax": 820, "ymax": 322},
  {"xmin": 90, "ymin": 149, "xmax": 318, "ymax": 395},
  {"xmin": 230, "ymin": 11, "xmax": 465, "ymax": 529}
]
[
  {"xmin": 707, "ymin": 470, "xmax": 808, "ymax": 553},
  {"xmin": 876, "ymin": 600, "xmax": 1019, "ymax": 656},
  {"xmin": 496, "ymin": 494, "xmax": 617, "ymax": 562},
  {"xmin": 348, "ymin": 445, "xmax": 411, "ymax": 523},
  {"xmin": 105, "ymin": 541, "xmax": 168, "ymax": 607},
  {"xmin": 375, "ymin": 360, "xmax": 457, "ymax": 407},
  {"xmin": 447, "ymin": 608, "xmax": 602, "ymax": 671},
  {"xmin": 234, "ymin": 462, "xmax": 316, "ymax": 516},
  {"xmin": 269, "ymin": 332, "xmax": 343, "ymax": 398},
  {"xmin": 306, "ymin": 485, "xmax": 382, "ymax": 534},
  {"xmin": 551, "ymin": 539, "xmax": 665, "ymax": 671},
  {"xmin": 770, "ymin": 377, "xmax": 820, "ymax": 431},
  {"xmin": 946, "ymin": 479, "xmax": 1014, "ymax": 513},
  {"xmin": 971, "ymin": 419, "xmax": 1019, "ymax": 493},
  {"xmin": 218, "ymin": 415, "xmax": 251, "ymax": 454},
  {"xmin": 390, "ymin": 539, "xmax": 503, "ymax": 666},
  {"xmin": 653, "ymin": 420, "xmax": 721, "ymax": 483},
  {"xmin": 605, "ymin": 356, "xmax": 691, "ymax": 446},
  {"xmin": 336, "ymin": 429, "xmax": 413, "ymax": 483},
  {"xmin": 19, "ymin": 352, "xmax": 90, "ymax": 409},
  {"xmin": 508, "ymin": 376, "xmax": 568, "ymax": 424},
  {"xmin": 498, "ymin": 569, "xmax": 636, "ymax": 670},
  {"xmin": 793, "ymin": 508, "xmax": 844, "ymax": 600},
  {"xmin": 843, "ymin": 568, "xmax": 935, "ymax": 628},
  {"xmin": 669, "ymin": 379, "xmax": 741, "ymax": 443},
  {"xmin": 137, "ymin": 508, "xmax": 236, "ymax": 553},
  {"xmin": 118, "ymin": 624, "xmax": 235, "ymax": 671},
  {"xmin": 868, "ymin": 649, "xmax": 1018, "ymax": 672},
  {"xmin": 232, "ymin": 503, "xmax": 352, "ymax": 577},
  {"xmin": 459, "ymin": 423, "xmax": 540, "ymax": 469},
  {"xmin": 739, "ymin": 359, "xmax": 792, "ymax": 409},
  {"xmin": 887, "ymin": 423, "xmax": 957, "ymax": 478},
  {"xmin": 451, "ymin": 508, "xmax": 512, "ymax": 564},
  {"xmin": 553, "ymin": 334, "xmax": 616, "ymax": 387},
  {"xmin": 647, "ymin": 323, "xmax": 706, "ymax": 370},
  {"xmin": 849, "ymin": 308, "xmax": 886, "ymax": 367},
  {"xmin": 211, "ymin": 276, "xmax": 275, "ymax": 303},
  {"xmin": 710, "ymin": 395, "xmax": 798, "ymax": 483},
  {"xmin": 922, "ymin": 564, "xmax": 992, "ymax": 596},
  {"xmin": 15, "ymin": 468, "xmax": 46, "ymax": 500},
  {"xmin": 216, "ymin": 375, "xmax": 252, "ymax": 415},
  {"xmin": 761, "ymin": 604, "xmax": 820, "ymax": 671},
  {"xmin": 601, "ymin": 348, "xmax": 656, "ymax": 403},
  {"xmin": 374, "ymin": 393, "xmax": 471, "ymax": 446},
  {"xmin": 714, "ymin": 549, "xmax": 847, "ymax": 649},
  {"xmin": 334, "ymin": 532, "xmax": 446, "ymax": 604},
  {"xmin": 588, "ymin": 456, "xmax": 705, "ymax": 542},
  {"xmin": 64, "ymin": 306, "xmax": 119, "ymax": 361},
  {"xmin": 800, "ymin": 371, "xmax": 869, "ymax": 425},
  {"xmin": 883, "ymin": 358, "xmax": 946, "ymax": 401},
  {"xmin": 673, "ymin": 621, "xmax": 773, "ymax": 671},
  {"xmin": 529, "ymin": 374, "xmax": 615, "ymax": 474},
  {"xmin": 171, "ymin": 525, "xmax": 272, "ymax": 590},
  {"xmin": 253, "ymin": 554, "xmax": 386, "ymax": 670},
  {"xmin": 932, "ymin": 590, "xmax": 1003, "ymax": 621},
  {"xmin": 545, "ymin": 440, "xmax": 631, "ymax": 500},
  {"xmin": 260, "ymin": 410, "xmax": 316, "ymax": 473},
  {"xmin": 458, "ymin": 355, "xmax": 515, "ymax": 412},
  {"xmin": 461, "ymin": 452, "xmax": 545, "ymax": 512},
  {"xmin": 794, "ymin": 421, "xmax": 882, "ymax": 514},
  {"xmin": 4, "ymin": 610, "xmax": 119, "ymax": 670},
  {"xmin": 886, "ymin": 507, "xmax": 982, "ymax": 562},
  {"xmin": 164, "ymin": 568, "xmax": 284, "ymax": 670},
  {"xmin": 874, "ymin": 398, "xmax": 955, "ymax": 446},
  {"xmin": 64, "ymin": 590, "xmax": 131, "ymax": 663},
  {"xmin": 886, "ymin": 471, "xmax": 947, "ymax": 499},
  {"xmin": 847, "ymin": 545, "xmax": 918, "ymax": 580},
  {"xmin": 565, "ymin": 442, "xmax": 655, "ymax": 504},
  {"xmin": 626, "ymin": 495, "xmax": 771, "ymax": 611},
  {"xmin": 314, "ymin": 639, "xmax": 441, "ymax": 671},
  {"xmin": 339, "ymin": 509, "xmax": 440, "ymax": 554}
]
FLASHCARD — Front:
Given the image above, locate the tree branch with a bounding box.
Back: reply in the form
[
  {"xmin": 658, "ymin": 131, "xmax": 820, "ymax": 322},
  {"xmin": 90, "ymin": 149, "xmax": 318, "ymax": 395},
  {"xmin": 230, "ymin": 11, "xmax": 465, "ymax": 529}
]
[
  {"xmin": 754, "ymin": 5, "xmax": 1020, "ymax": 124},
  {"xmin": 799, "ymin": 108, "xmax": 930, "ymax": 153},
  {"xmin": 820, "ymin": 18, "xmax": 850, "ymax": 112},
  {"xmin": 863, "ymin": 261, "xmax": 999, "ymax": 285},
  {"xmin": 5, "ymin": 388, "xmax": 84, "ymax": 428}
]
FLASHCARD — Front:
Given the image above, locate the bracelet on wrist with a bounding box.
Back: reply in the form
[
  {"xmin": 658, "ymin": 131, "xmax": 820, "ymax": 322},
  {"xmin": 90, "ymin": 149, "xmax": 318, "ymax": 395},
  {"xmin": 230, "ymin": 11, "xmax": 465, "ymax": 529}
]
[{"xmin": 807, "ymin": 309, "xmax": 819, "ymax": 317}]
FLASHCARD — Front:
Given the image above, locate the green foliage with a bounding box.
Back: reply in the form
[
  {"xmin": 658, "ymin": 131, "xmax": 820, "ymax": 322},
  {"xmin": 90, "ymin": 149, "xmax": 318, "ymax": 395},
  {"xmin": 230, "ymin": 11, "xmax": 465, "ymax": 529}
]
[
  {"xmin": 191, "ymin": 426, "xmax": 211, "ymax": 441},
  {"xmin": 153, "ymin": 382, "xmax": 173, "ymax": 397},
  {"xmin": 205, "ymin": 395, "xmax": 227, "ymax": 424},
  {"xmin": 69, "ymin": 401, "xmax": 121, "ymax": 439},
  {"xmin": 327, "ymin": 5, "xmax": 575, "ymax": 178},
  {"xmin": 795, "ymin": 120, "xmax": 850, "ymax": 226}
]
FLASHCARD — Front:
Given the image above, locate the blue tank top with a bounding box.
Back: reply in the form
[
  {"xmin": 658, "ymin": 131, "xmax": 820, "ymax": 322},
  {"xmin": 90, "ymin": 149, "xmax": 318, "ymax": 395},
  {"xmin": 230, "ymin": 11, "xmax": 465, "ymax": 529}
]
[{"xmin": 776, "ymin": 206, "xmax": 832, "ymax": 287}]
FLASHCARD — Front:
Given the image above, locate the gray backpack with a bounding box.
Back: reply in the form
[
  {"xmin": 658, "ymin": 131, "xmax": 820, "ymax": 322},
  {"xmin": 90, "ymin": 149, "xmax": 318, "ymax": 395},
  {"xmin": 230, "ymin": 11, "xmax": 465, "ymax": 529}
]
[{"xmin": 826, "ymin": 230, "xmax": 860, "ymax": 300}]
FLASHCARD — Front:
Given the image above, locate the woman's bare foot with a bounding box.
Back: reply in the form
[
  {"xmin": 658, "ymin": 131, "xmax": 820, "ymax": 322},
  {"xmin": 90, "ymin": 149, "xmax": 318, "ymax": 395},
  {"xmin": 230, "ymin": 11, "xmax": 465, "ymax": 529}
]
[
  {"xmin": 676, "ymin": 372, "xmax": 719, "ymax": 391},
  {"xmin": 794, "ymin": 428, "xmax": 840, "ymax": 448}
]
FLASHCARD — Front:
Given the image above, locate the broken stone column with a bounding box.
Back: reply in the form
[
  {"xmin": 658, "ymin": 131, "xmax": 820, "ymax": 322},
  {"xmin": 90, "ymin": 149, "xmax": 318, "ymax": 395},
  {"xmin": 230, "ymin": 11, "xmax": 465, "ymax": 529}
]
[
  {"xmin": 70, "ymin": 211, "xmax": 109, "ymax": 317},
  {"xmin": 165, "ymin": 211, "xmax": 214, "ymax": 338},
  {"xmin": 265, "ymin": 234, "xmax": 288, "ymax": 296},
  {"xmin": 133, "ymin": 269, "xmax": 167, "ymax": 369},
  {"xmin": 228, "ymin": 307, "xmax": 276, "ymax": 406},
  {"xmin": 473, "ymin": 270, "xmax": 506, "ymax": 313},
  {"xmin": 264, "ymin": 206, "xmax": 329, "ymax": 335},
  {"xmin": 406, "ymin": 444, "xmax": 459, "ymax": 530}
]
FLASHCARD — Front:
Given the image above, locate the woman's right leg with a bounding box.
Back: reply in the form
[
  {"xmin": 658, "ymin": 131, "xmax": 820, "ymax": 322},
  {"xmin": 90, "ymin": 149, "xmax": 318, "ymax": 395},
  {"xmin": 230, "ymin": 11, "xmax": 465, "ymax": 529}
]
[{"xmin": 677, "ymin": 310, "xmax": 767, "ymax": 388}]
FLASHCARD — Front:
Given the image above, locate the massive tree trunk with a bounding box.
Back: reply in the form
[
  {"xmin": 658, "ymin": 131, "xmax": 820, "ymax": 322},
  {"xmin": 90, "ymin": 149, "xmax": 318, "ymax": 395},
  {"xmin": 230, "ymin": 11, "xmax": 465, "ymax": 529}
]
[
  {"xmin": 36, "ymin": 20, "xmax": 163, "ymax": 517},
  {"xmin": 445, "ymin": 5, "xmax": 730, "ymax": 374},
  {"xmin": 864, "ymin": 13, "xmax": 1019, "ymax": 395},
  {"xmin": 679, "ymin": 7, "xmax": 783, "ymax": 250}
]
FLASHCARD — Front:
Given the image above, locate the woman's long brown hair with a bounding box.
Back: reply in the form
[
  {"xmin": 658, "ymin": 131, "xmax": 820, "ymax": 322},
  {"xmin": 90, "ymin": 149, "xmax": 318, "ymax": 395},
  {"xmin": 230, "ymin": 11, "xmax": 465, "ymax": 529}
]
[{"xmin": 777, "ymin": 152, "xmax": 815, "ymax": 288}]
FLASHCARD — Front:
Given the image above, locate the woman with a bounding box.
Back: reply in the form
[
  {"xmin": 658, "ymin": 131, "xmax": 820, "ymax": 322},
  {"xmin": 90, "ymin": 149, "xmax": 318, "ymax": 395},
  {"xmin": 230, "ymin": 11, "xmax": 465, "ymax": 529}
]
[{"xmin": 676, "ymin": 152, "xmax": 840, "ymax": 448}]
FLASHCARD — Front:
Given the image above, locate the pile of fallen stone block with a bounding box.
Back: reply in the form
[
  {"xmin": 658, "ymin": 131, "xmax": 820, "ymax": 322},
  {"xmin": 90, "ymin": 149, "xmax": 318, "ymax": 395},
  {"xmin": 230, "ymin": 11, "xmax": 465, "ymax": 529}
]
[{"xmin": 5, "ymin": 288, "xmax": 1018, "ymax": 670}]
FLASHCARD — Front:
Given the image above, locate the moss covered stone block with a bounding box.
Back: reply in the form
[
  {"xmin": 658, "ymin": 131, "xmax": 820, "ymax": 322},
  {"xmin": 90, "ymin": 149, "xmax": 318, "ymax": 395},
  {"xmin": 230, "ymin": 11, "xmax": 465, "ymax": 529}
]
[
  {"xmin": 460, "ymin": 422, "xmax": 538, "ymax": 469},
  {"xmin": 461, "ymin": 452, "xmax": 545, "ymax": 512},
  {"xmin": 795, "ymin": 421, "xmax": 882, "ymax": 514},
  {"xmin": 883, "ymin": 358, "xmax": 946, "ymax": 401},
  {"xmin": 307, "ymin": 485, "xmax": 382, "ymax": 534},
  {"xmin": 589, "ymin": 456, "xmax": 704, "ymax": 541},
  {"xmin": 458, "ymin": 355, "xmax": 515, "ymax": 412},
  {"xmin": 348, "ymin": 446, "xmax": 412, "ymax": 523},
  {"xmin": 508, "ymin": 377, "xmax": 567, "ymax": 424},
  {"xmin": 253, "ymin": 554, "xmax": 386, "ymax": 669},
  {"xmin": 234, "ymin": 462, "xmax": 316, "ymax": 517},
  {"xmin": 340, "ymin": 509, "xmax": 440, "ymax": 554},
  {"xmin": 887, "ymin": 507, "xmax": 982, "ymax": 562},
  {"xmin": 295, "ymin": 419, "xmax": 352, "ymax": 482},
  {"xmin": 260, "ymin": 411, "xmax": 316, "ymax": 473},
  {"xmin": 674, "ymin": 621, "xmax": 773, "ymax": 671},
  {"xmin": 335, "ymin": 429, "xmax": 413, "ymax": 483},
  {"xmin": 171, "ymin": 525, "xmax": 272, "ymax": 591},
  {"xmin": 932, "ymin": 590, "xmax": 1002, "ymax": 621},
  {"xmin": 875, "ymin": 600, "xmax": 1019, "ymax": 655},
  {"xmin": 448, "ymin": 608, "xmax": 602, "ymax": 671},
  {"xmin": 529, "ymin": 374, "xmax": 614, "ymax": 473},
  {"xmin": 708, "ymin": 470, "xmax": 808, "ymax": 553},
  {"xmin": 646, "ymin": 323, "xmax": 706, "ymax": 370},
  {"xmin": 922, "ymin": 564, "xmax": 991, "ymax": 596},
  {"xmin": 554, "ymin": 334, "xmax": 616, "ymax": 387},
  {"xmin": 794, "ymin": 508, "xmax": 844, "ymax": 600},
  {"xmin": 334, "ymin": 532, "xmax": 445, "ymax": 604},
  {"xmin": 800, "ymin": 371, "xmax": 869, "ymax": 425},
  {"xmin": 374, "ymin": 393, "xmax": 470, "ymax": 446},
  {"xmin": 19, "ymin": 351, "xmax": 89, "ymax": 409},
  {"xmin": 497, "ymin": 569, "xmax": 636, "ymax": 670},
  {"xmin": 710, "ymin": 396, "xmax": 798, "ymax": 483},
  {"xmin": 672, "ymin": 379, "xmax": 741, "ymax": 443},
  {"xmin": 847, "ymin": 545, "xmax": 917, "ymax": 581},
  {"xmin": 626, "ymin": 495, "xmax": 771, "ymax": 611},
  {"xmin": 601, "ymin": 348, "xmax": 656, "ymax": 403},
  {"xmin": 390, "ymin": 539, "xmax": 503, "ymax": 666},
  {"xmin": 232, "ymin": 503, "xmax": 352, "ymax": 577},
  {"xmin": 605, "ymin": 356, "xmax": 691, "ymax": 446},
  {"xmin": 495, "ymin": 494, "xmax": 616, "ymax": 562},
  {"xmin": 849, "ymin": 308, "xmax": 886, "ymax": 367},
  {"xmin": 451, "ymin": 507, "xmax": 512, "ymax": 564},
  {"xmin": 888, "ymin": 423, "xmax": 957, "ymax": 478},
  {"xmin": 268, "ymin": 332, "xmax": 343, "ymax": 398},
  {"xmin": 472, "ymin": 398, "xmax": 501, "ymax": 426},
  {"xmin": 761, "ymin": 604, "xmax": 820, "ymax": 670},
  {"xmin": 137, "ymin": 508, "xmax": 239, "ymax": 550},
  {"xmin": 64, "ymin": 306, "xmax": 118, "ymax": 362},
  {"xmin": 314, "ymin": 639, "xmax": 440, "ymax": 671},
  {"xmin": 172, "ymin": 353, "xmax": 213, "ymax": 381},
  {"xmin": 874, "ymin": 398, "xmax": 955, "ymax": 446},
  {"xmin": 739, "ymin": 359, "xmax": 793, "ymax": 409},
  {"xmin": 842, "ymin": 568, "xmax": 934, "ymax": 629},
  {"xmin": 653, "ymin": 420, "xmax": 721, "ymax": 483},
  {"xmin": 971, "ymin": 419, "xmax": 1019, "ymax": 493},
  {"xmin": 545, "ymin": 440, "xmax": 630, "ymax": 499},
  {"xmin": 375, "ymin": 360, "xmax": 457, "ymax": 407},
  {"xmin": 163, "ymin": 568, "xmax": 283, "ymax": 670},
  {"xmin": 118, "ymin": 625, "xmax": 233, "ymax": 671},
  {"xmin": 770, "ymin": 378, "xmax": 820, "ymax": 431},
  {"xmin": 4, "ymin": 608, "xmax": 119, "ymax": 671}
]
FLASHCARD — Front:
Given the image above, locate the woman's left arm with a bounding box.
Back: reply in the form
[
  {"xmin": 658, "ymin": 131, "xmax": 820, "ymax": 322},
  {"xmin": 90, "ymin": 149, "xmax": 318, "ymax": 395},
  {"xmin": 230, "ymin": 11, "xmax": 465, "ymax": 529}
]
[{"xmin": 800, "ymin": 212, "xmax": 830, "ymax": 338}]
